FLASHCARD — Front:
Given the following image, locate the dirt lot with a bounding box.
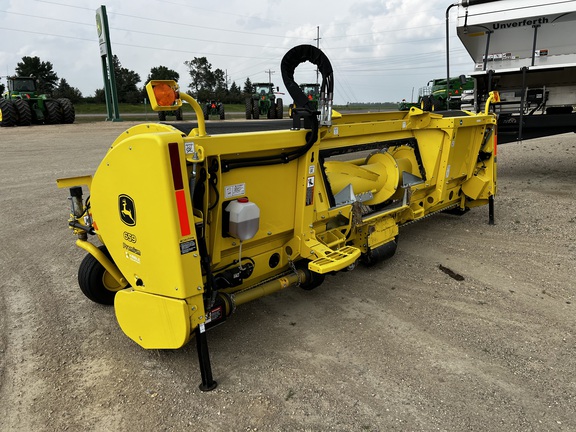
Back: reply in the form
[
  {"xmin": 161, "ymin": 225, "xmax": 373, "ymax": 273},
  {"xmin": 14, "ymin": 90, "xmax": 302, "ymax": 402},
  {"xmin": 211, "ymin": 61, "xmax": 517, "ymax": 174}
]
[{"xmin": 0, "ymin": 121, "xmax": 575, "ymax": 431}]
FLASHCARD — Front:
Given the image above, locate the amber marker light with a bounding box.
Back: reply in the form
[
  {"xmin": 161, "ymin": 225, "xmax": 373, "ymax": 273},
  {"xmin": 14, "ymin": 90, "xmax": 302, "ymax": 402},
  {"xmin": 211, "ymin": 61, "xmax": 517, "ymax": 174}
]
[{"xmin": 154, "ymin": 83, "xmax": 177, "ymax": 106}]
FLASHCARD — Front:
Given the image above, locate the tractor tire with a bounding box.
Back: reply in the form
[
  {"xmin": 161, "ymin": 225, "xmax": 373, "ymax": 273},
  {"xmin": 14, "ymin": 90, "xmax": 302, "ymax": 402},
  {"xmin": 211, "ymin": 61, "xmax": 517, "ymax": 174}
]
[
  {"xmin": 276, "ymin": 98, "xmax": 283, "ymax": 119},
  {"xmin": 420, "ymin": 96, "xmax": 432, "ymax": 112},
  {"xmin": 78, "ymin": 245, "xmax": 124, "ymax": 305},
  {"xmin": 44, "ymin": 99, "xmax": 63, "ymax": 124},
  {"xmin": 158, "ymin": 111, "xmax": 167, "ymax": 121},
  {"xmin": 13, "ymin": 98, "xmax": 32, "ymax": 126},
  {"xmin": 57, "ymin": 98, "xmax": 75, "ymax": 124},
  {"xmin": 218, "ymin": 104, "xmax": 225, "ymax": 120},
  {"xmin": 252, "ymin": 101, "xmax": 260, "ymax": 119},
  {"xmin": 245, "ymin": 98, "xmax": 252, "ymax": 119},
  {"xmin": 175, "ymin": 107, "xmax": 183, "ymax": 121},
  {"xmin": 267, "ymin": 104, "xmax": 275, "ymax": 119},
  {"xmin": 0, "ymin": 98, "xmax": 17, "ymax": 127},
  {"xmin": 202, "ymin": 104, "xmax": 209, "ymax": 120}
]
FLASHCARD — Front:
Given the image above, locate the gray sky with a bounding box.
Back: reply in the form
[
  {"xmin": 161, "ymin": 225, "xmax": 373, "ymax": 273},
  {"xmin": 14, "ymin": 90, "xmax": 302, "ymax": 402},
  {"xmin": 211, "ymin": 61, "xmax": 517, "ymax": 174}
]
[{"xmin": 0, "ymin": 0, "xmax": 474, "ymax": 104}]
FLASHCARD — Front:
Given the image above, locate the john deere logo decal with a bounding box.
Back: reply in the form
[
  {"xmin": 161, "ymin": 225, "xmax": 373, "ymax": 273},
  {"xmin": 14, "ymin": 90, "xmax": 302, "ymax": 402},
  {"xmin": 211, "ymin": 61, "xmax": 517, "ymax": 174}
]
[{"xmin": 119, "ymin": 194, "xmax": 136, "ymax": 226}]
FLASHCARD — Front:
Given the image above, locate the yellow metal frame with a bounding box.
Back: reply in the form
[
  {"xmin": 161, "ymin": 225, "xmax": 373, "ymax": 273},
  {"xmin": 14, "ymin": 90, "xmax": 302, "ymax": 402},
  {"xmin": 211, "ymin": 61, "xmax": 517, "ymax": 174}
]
[{"xmin": 58, "ymin": 81, "xmax": 498, "ymax": 350}]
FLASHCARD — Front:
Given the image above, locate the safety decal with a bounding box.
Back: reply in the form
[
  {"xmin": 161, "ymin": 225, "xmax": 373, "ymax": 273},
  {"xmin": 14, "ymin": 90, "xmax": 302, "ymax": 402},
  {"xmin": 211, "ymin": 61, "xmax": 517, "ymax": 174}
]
[
  {"xmin": 306, "ymin": 176, "xmax": 315, "ymax": 206},
  {"xmin": 225, "ymin": 183, "xmax": 246, "ymax": 199},
  {"xmin": 180, "ymin": 239, "xmax": 197, "ymax": 255}
]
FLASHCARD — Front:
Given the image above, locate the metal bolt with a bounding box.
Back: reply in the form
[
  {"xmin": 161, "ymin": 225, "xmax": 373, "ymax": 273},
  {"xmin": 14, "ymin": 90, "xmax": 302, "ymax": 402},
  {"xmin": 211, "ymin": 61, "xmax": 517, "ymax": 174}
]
[{"xmin": 197, "ymin": 286, "xmax": 202, "ymax": 291}]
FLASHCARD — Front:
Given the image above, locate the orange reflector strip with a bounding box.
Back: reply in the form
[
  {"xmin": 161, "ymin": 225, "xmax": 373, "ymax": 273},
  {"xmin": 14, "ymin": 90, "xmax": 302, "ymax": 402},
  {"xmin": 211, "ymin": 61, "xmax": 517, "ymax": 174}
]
[
  {"xmin": 168, "ymin": 143, "xmax": 191, "ymax": 237},
  {"xmin": 175, "ymin": 189, "xmax": 191, "ymax": 237},
  {"xmin": 154, "ymin": 83, "xmax": 176, "ymax": 106}
]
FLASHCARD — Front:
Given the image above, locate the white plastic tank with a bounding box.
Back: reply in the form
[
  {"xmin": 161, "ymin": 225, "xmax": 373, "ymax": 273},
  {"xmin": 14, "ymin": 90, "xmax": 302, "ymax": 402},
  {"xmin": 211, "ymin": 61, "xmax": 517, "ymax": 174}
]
[{"xmin": 225, "ymin": 198, "xmax": 260, "ymax": 241}]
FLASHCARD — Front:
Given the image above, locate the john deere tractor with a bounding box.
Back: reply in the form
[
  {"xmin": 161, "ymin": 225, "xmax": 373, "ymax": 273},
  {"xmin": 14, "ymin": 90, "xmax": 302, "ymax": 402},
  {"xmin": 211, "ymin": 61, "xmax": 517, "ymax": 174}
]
[
  {"xmin": 0, "ymin": 77, "xmax": 75, "ymax": 127},
  {"xmin": 202, "ymin": 100, "xmax": 225, "ymax": 120},
  {"xmin": 245, "ymin": 82, "xmax": 283, "ymax": 119},
  {"xmin": 289, "ymin": 82, "xmax": 319, "ymax": 117},
  {"xmin": 399, "ymin": 76, "xmax": 474, "ymax": 112}
]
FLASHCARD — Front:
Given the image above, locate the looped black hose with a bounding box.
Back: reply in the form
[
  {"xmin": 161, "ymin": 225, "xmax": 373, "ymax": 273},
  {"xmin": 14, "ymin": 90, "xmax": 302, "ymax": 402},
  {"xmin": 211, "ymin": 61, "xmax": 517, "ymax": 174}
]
[
  {"xmin": 281, "ymin": 44, "xmax": 334, "ymax": 111},
  {"xmin": 220, "ymin": 45, "xmax": 333, "ymax": 172}
]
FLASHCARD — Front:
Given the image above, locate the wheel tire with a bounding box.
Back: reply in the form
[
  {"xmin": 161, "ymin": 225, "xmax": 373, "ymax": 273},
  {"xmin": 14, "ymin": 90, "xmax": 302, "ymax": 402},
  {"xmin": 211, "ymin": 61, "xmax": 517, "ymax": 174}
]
[
  {"xmin": 0, "ymin": 98, "xmax": 17, "ymax": 127},
  {"xmin": 44, "ymin": 99, "xmax": 62, "ymax": 124},
  {"xmin": 267, "ymin": 104, "xmax": 274, "ymax": 119},
  {"xmin": 420, "ymin": 96, "xmax": 432, "ymax": 112},
  {"xmin": 252, "ymin": 100, "xmax": 260, "ymax": 119},
  {"xmin": 218, "ymin": 104, "xmax": 225, "ymax": 120},
  {"xmin": 175, "ymin": 107, "xmax": 183, "ymax": 120},
  {"xmin": 361, "ymin": 239, "xmax": 398, "ymax": 267},
  {"xmin": 297, "ymin": 262, "xmax": 326, "ymax": 291},
  {"xmin": 13, "ymin": 98, "xmax": 32, "ymax": 126},
  {"xmin": 158, "ymin": 111, "xmax": 167, "ymax": 121},
  {"xmin": 245, "ymin": 98, "xmax": 252, "ymax": 119},
  {"xmin": 57, "ymin": 98, "xmax": 75, "ymax": 123},
  {"xmin": 78, "ymin": 245, "xmax": 124, "ymax": 305},
  {"xmin": 276, "ymin": 98, "xmax": 283, "ymax": 119}
]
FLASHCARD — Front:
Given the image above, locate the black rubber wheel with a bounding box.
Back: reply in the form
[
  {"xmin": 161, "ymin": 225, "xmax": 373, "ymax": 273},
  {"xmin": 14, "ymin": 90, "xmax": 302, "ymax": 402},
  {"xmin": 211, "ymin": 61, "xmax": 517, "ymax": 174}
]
[
  {"xmin": 361, "ymin": 239, "xmax": 398, "ymax": 267},
  {"xmin": 267, "ymin": 104, "xmax": 275, "ymax": 119},
  {"xmin": 252, "ymin": 101, "xmax": 260, "ymax": 119},
  {"xmin": 13, "ymin": 98, "xmax": 32, "ymax": 126},
  {"xmin": 296, "ymin": 261, "xmax": 326, "ymax": 290},
  {"xmin": 218, "ymin": 104, "xmax": 225, "ymax": 120},
  {"xmin": 245, "ymin": 98, "xmax": 252, "ymax": 119},
  {"xmin": 276, "ymin": 98, "xmax": 283, "ymax": 119},
  {"xmin": 44, "ymin": 99, "xmax": 62, "ymax": 124},
  {"xmin": 0, "ymin": 98, "xmax": 17, "ymax": 127},
  {"xmin": 175, "ymin": 107, "xmax": 183, "ymax": 120},
  {"xmin": 57, "ymin": 98, "xmax": 75, "ymax": 123},
  {"xmin": 420, "ymin": 96, "xmax": 432, "ymax": 112},
  {"xmin": 158, "ymin": 111, "xmax": 167, "ymax": 121},
  {"xmin": 78, "ymin": 245, "xmax": 124, "ymax": 305}
]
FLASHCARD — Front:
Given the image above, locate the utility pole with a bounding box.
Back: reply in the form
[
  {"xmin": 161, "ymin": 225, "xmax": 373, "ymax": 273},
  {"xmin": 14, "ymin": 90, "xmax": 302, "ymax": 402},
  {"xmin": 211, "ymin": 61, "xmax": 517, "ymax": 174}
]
[
  {"xmin": 314, "ymin": 26, "xmax": 321, "ymax": 84},
  {"xmin": 265, "ymin": 69, "xmax": 275, "ymax": 86}
]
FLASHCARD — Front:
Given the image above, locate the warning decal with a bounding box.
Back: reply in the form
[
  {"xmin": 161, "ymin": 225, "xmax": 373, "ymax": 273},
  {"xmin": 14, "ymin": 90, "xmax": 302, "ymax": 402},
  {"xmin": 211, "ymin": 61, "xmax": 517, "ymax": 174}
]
[{"xmin": 306, "ymin": 176, "xmax": 315, "ymax": 206}]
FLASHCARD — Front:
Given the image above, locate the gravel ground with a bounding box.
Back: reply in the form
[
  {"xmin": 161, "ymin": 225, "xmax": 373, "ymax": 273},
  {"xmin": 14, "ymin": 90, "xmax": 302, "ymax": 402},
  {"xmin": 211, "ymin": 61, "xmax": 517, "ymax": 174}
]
[{"xmin": 0, "ymin": 121, "xmax": 575, "ymax": 431}]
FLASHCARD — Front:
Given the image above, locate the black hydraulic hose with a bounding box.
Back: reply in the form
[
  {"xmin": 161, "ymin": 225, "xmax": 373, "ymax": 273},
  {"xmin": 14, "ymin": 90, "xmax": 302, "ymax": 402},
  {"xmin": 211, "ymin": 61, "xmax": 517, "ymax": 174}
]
[
  {"xmin": 281, "ymin": 44, "xmax": 333, "ymax": 110},
  {"xmin": 221, "ymin": 44, "xmax": 334, "ymax": 172}
]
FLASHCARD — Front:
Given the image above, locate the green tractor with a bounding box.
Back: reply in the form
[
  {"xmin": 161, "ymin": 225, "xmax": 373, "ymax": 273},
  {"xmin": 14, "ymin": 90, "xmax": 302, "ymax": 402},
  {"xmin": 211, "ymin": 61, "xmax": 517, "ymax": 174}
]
[
  {"xmin": 245, "ymin": 82, "xmax": 283, "ymax": 119},
  {"xmin": 202, "ymin": 100, "xmax": 225, "ymax": 120},
  {"xmin": 288, "ymin": 83, "xmax": 320, "ymax": 117},
  {"xmin": 0, "ymin": 77, "xmax": 75, "ymax": 127},
  {"xmin": 399, "ymin": 75, "xmax": 474, "ymax": 112}
]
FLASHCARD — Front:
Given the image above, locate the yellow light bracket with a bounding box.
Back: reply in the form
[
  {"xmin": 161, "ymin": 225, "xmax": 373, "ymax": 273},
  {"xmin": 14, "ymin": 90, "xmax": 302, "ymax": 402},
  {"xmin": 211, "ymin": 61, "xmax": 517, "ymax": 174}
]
[
  {"xmin": 146, "ymin": 80, "xmax": 183, "ymax": 111},
  {"xmin": 484, "ymin": 91, "xmax": 500, "ymax": 115}
]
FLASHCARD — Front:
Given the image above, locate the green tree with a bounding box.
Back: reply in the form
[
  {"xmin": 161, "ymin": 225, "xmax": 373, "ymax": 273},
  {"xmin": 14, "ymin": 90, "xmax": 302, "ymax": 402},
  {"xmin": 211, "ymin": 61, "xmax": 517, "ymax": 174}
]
[
  {"xmin": 145, "ymin": 65, "xmax": 180, "ymax": 83},
  {"xmin": 228, "ymin": 81, "xmax": 243, "ymax": 104},
  {"xmin": 15, "ymin": 56, "xmax": 59, "ymax": 94},
  {"xmin": 142, "ymin": 65, "xmax": 180, "ymax": 99},
  {"xmin": 52, "ymin": 78, "xmax": 83, "ymax": 103},
  {"xmin": 243, "ymin": 77, "xmax": 253, "ymax": 96},
  {"xmin": 213, "ymin": 68, "xmax": 227, "ymax": 101},
  {"xmin": 185, "ymin": 57, "xmax": 217, "ymax": 101},
  {"xmin": 112, "ymin": 55, "xmax": 141, "ymax": 104}
]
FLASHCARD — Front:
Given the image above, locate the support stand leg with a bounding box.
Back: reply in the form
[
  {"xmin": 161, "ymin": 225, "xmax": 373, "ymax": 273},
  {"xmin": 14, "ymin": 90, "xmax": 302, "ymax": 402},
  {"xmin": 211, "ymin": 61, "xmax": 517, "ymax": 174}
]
[
  {"xmin": 488, "ymin": 195, "xmax": 495, "ymax": 225},
  {"xmin": 195, "ymin": 324, "xmax": 217, "ymax": 392}
]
